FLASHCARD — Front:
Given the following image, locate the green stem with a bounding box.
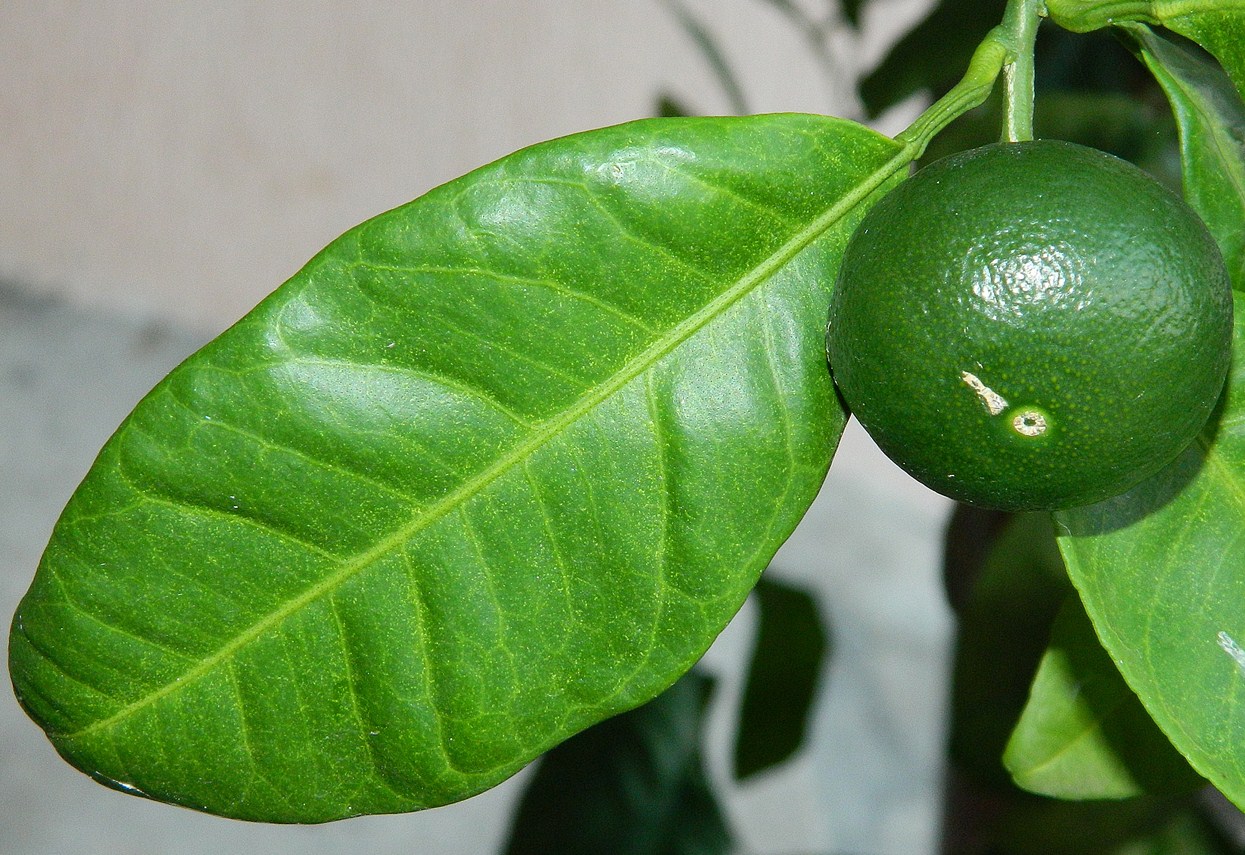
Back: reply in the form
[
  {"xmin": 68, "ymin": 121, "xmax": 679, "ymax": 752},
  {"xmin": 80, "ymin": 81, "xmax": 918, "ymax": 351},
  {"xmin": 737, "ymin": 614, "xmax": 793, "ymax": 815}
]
[
  {"xmin": 895, "ymin": 34, "xmax": 1008, "ymax": 156},
  {"xmin": 896, "ymin": 0, "xmax": 1046, "ymax": 156},
  {"xmin": 999, "ymin": 0, "xmax": 1044, "ymax": 142}
]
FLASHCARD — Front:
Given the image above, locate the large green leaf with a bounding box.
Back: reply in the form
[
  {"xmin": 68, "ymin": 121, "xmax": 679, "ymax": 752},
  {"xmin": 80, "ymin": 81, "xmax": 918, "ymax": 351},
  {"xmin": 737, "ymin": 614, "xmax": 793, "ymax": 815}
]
[
  {"xmin": 1003, "ymin": 597, "xmax": 1203, "ymax": 800},
  {"xmin": 1055, "ymin": 293, "xmax": 1245, "ymax": 810},
  {"xmin": 1122, "ymin": 23, "xmax": 1245, "ymax": 288},
  {"xmin": 1045, "ymin": 1, "xmax": 1245, "ymax": 100},
  {"xmin": 7, "ymin": 115, "xmax": 910, "ymax": 822}
]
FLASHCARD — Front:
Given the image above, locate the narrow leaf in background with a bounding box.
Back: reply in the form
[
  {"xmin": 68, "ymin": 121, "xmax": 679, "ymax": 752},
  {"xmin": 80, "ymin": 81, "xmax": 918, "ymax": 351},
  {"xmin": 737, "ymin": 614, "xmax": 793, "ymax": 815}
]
[
  {"xmin": 732, "ymin": 576, "xmax": 829, "ymax": 781},
  {"xmin": 1004, "ymin": 596, "xmax": 1204, "ymax": 800},
  {"xmin": 504, "ymin": 671, "xmax": 730, "ymax": 855},
  {"xmin": 656, "ymin": 94, "xmax": 696, "ymax": 118},
  {"xmin": 840, "ymin": 0, "xmax": 864, "ymax": 30},
  {"xmin": 7, "ymin": 114, "xmax": 910, "ymax": 822},
  {"xmin": 661, "ymin": 0, "xmax": 751, "ymax": 115}
]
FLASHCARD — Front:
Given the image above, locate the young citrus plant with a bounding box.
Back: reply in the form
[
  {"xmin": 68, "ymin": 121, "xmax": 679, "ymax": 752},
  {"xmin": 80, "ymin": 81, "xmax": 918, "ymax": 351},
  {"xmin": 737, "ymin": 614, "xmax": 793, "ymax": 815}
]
[
  {"xmin": 827, "ymin": 139, "xmax": 1233, "ymax": 511},
  {"xmin": 9, "ymin": 0, "xmax": 1245, "ymax": 846}
]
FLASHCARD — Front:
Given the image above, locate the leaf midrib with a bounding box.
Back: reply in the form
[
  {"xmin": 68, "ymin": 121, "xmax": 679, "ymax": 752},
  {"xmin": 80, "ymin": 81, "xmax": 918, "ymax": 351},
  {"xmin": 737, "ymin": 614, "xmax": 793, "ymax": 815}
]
[{"xmin": 62, "ymin": 141, "xmax": 913, "ymax": 742}]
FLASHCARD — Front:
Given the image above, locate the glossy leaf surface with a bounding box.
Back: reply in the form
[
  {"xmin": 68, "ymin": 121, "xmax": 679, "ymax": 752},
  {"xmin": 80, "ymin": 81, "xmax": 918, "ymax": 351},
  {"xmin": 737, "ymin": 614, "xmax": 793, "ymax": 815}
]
[
  {"xmin": 1123, "ymin": 23, "xmax": 1245, "ymax": 288},
  {"xmin": 1056, "ymin": 293, "xmax": 1245, "ymax": 809},
  {"xmin": 1004, "ymin": 597, "xmax": 1202, "ymax": 800},
  {"xmin": 7, "ymin": 114, "xmax": 909, "ymax": 822}
]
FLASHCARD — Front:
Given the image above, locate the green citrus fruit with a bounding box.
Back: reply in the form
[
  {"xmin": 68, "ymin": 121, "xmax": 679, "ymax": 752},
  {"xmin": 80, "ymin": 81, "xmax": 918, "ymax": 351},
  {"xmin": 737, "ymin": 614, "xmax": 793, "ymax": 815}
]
[{"xmin": 827, "ymin": 140, "xmax": 1233, "ymax": 511}]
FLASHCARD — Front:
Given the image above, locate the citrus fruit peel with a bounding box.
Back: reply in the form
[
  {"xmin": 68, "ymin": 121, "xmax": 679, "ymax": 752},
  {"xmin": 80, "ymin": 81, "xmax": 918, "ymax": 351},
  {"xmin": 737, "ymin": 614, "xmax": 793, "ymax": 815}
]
[{"xmin": 826, "ymin": 140, "xmax": 1233, "ymax": 512}]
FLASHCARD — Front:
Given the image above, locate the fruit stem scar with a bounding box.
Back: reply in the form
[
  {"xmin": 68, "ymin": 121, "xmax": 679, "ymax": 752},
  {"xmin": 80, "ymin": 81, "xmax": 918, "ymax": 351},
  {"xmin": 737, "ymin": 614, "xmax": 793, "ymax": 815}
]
[
  {"xmin": 1012, "ymin": 410, "xmax": 1047, "ymax": 437},
  {"xmin": 961, "ymin": 371, "xmax": 1008, "ymax": 415},
  {"xmin": 1218, "ymin": 631, "xmax": 1245, "ymax": 676}
]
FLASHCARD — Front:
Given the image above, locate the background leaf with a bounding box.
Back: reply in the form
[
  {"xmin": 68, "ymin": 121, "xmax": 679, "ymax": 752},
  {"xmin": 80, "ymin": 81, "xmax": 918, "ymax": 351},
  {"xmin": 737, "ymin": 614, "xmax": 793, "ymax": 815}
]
[
  {"xmin": 7, "ymin": 114, "xmax": 909, "ymax": 822},
  {"xmin": 944, "ymin": 511, "xmax": 1071, "ymax": 787},
  {"xmin": 975, "ymin": 799, "xmax": 1236, "ymax": 855},
  {"xmin": 839, "ymin": 0, "xmax": 864, "ymax": 30},
  {"xmin": 504, "ymin": 670, "xmax": 731, "ymax": 855},
  {"xmin": 732, "ymin": 576, "xmax": 829, "ymax": 780},
  {"xmin": 939, "ymin": 510, "xmax": 1226, "ymax": 854},
  {"xmin": 1004, "ymin": 597, "xmax": 1204, "ymax": 800},
  {"xmin": 656, "ymin": 94, "xmax": 696, "ymax": 118},
  {"xmin": 858, "ymin": 0, "xmax": 1006, "ymax": 117},
  {"xmin": 1122, "ymin": 23, "xmax": 1245, "ymax": 289},
  {"xmin": 661, "ymin": 0, "xmax": 750, "ymax": 115},
  {"xmin": 1045, "ymin": 2, "xmax": 1245, "ymax": 99},
  {"xmin": 1117, "ymin": 811, "xmax": 1242, "ymax": 855},
  {"xmin": 1056, "ymin": 293, "xmax": 1245, "ymax": 811}
]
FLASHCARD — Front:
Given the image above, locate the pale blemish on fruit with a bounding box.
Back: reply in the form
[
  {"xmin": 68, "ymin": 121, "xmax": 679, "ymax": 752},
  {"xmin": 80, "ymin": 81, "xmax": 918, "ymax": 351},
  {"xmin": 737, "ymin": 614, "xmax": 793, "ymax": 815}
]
[
  {"xmin": 1012, "ymin": 410, "xmax": 1048, "ymax": 437},
  {"xmin": 961, "ymin": 371, "xmax": 1008, "ymax": 415}
]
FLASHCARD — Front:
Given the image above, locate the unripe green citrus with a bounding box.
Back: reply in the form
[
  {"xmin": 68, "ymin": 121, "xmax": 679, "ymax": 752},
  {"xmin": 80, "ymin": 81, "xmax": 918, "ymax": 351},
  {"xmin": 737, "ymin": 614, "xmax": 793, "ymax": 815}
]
[{"xmin": 827, "ymin": 140, "xmax": 1233, "ymax": 511}]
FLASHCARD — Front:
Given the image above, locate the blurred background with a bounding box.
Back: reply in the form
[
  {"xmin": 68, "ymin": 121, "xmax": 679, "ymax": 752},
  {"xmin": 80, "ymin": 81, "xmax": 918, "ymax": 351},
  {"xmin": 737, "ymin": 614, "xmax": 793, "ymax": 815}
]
[{"xmin": 1, "ymin": 2, "xmax": 957, "ymax": 853}]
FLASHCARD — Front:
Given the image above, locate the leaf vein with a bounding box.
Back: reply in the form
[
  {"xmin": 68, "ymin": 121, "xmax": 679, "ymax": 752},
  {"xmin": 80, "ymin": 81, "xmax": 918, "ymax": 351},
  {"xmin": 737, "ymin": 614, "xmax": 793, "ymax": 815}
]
[
  {"xmin": 399, "ymin": 549, "xmax": 460, "ymax": 775},
  {"xmin": 353, "ymin": 261, "xmax": 658, "ymax": 336},
  {"xmin": 327, "ymin": 594, "xmax": 409, "ymax": 803}
]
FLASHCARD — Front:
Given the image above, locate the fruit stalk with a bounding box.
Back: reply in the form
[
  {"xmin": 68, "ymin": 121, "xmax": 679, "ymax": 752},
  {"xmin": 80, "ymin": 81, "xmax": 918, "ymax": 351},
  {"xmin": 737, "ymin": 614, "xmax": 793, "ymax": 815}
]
[
  {"xmin": 999, "ymin": 0, "xmax": 1044, "ymax": 143},
  {"xmin": 897, "ymin": 0, "xmax": 1046, "ymax": 156}
]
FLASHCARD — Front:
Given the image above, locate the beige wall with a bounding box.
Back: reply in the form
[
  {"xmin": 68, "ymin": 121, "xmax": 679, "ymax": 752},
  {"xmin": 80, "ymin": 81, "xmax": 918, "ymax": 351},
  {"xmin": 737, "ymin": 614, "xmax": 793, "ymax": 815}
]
[{"xmin": 1, "ymin": 0, "xmax": 926, "ymax": 332}]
